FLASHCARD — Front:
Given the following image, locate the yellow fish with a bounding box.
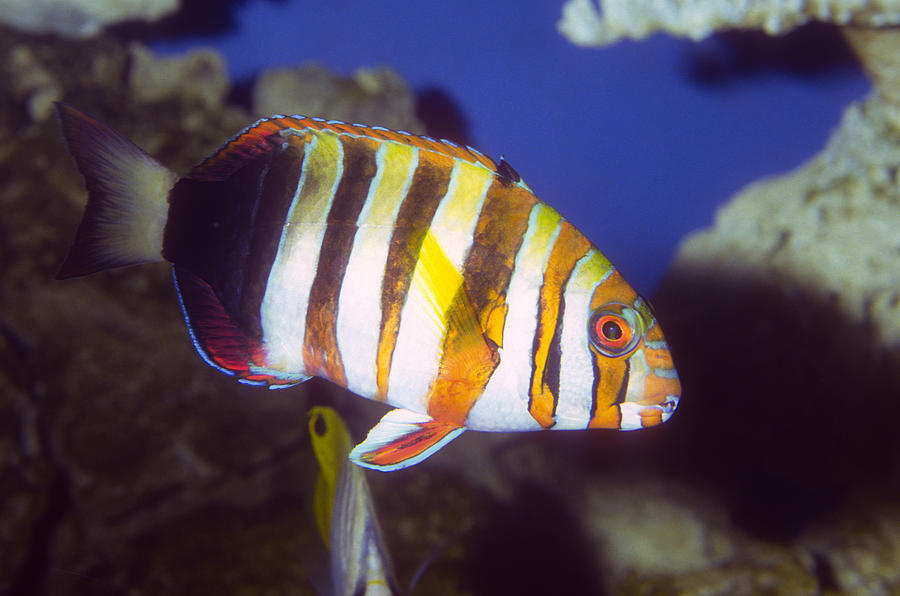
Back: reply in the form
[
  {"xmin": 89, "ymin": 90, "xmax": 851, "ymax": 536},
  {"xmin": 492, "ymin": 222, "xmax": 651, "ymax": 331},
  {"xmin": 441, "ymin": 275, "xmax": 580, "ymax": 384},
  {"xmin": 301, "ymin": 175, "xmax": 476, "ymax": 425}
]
[{"xmin": 309, "ymin": 406, "xmax": 398, "ymax": 596}]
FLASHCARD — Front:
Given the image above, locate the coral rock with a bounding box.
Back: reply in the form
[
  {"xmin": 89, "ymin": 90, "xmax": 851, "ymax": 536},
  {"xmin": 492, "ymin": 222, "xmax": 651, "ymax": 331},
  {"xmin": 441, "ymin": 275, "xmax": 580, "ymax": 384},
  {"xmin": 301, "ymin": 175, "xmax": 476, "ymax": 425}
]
[
  {"xmin": 0, "ymin": 0, "xmax": 180, "ymax": 38},
  {"xmin": 252, "ymin": 62, "xmax": 424, "ymax": 133},
  {"xmin": 558, "ymin": 0, "xmax": 900, "ymax": 46}
]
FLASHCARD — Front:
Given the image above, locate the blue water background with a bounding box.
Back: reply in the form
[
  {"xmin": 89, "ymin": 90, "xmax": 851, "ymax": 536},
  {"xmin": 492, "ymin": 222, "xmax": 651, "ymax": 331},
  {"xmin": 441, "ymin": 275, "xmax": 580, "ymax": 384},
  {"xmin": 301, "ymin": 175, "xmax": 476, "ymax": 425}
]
[{"xmin": 150, "ymin": 0, "xmax": 869, "ymax": 293}]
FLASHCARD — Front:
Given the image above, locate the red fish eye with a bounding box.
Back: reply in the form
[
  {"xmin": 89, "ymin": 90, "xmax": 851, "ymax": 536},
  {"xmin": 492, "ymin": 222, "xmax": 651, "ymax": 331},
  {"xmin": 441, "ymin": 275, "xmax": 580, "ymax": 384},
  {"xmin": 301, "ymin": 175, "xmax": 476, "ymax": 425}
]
[
  {"xmin": 588, "ymin": 305, "xmax": 642, "ymax": 357},
  {"xmin": 601, "ymin": 319, "xmax": 623, "ymax": 341}
]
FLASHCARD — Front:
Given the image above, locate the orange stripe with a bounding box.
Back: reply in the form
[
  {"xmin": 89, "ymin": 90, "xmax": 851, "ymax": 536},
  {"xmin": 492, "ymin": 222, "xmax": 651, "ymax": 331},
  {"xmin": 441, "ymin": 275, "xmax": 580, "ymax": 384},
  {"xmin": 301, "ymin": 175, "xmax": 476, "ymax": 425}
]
[
  {"xmin": 588, "ymin": 357, "xmax": 628, "ymax": 428},
  {"xmin": 588, "ymin": 269, "xmax": 637, "ymax": 311},
  {"xmin": 642, "ymin": 374, "xmax": 681, "ymax": 406},
  {"xmin": 586, "ymin": 270, "xmax": 640, "ymax": 429},
  {"xmin": 644, "ymin": 346, "xmax": 675, "ymax": 370},
  {"xmin": 529, "ymin": 222, "xmax": 592, "ymax": 428},
  {"xmin": 425, "ymin": 288, "xmax": 500, "ymax": 426}
]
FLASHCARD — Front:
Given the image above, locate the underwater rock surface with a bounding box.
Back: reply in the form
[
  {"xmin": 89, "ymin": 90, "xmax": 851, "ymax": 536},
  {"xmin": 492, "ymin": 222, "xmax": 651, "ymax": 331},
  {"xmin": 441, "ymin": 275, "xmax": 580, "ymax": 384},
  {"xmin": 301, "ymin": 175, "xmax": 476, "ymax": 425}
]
[
  {"xmin": 0, "ymin": 0, "xmax": 179, "ymax": 38},
  {"xmin": 253, "ymin": 62, "xmax": 423, "ymax": 132},
  {"xmin": 675, "ymin": 30, "xmax": 900, "ymax": 358}
]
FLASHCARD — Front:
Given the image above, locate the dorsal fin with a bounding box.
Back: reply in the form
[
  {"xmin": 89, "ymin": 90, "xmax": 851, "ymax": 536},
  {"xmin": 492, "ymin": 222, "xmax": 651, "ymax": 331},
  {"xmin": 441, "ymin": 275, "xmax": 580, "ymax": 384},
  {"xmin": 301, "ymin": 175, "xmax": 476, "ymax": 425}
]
[{"xmin": 188, "ymin": 114, "xmax": 527, "ymax": 186}]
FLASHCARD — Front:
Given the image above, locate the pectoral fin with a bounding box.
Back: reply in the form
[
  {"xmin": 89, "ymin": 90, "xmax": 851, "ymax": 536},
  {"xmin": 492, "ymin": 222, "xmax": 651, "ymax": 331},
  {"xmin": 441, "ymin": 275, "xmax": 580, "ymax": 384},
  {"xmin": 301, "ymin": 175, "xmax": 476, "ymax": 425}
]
[
  {"xmin": 411, "ymin": 231, "xmax": 500, "ymax": 426},
  {"xmin": 349, "ymin": 409, "xmax": 465, "ymax": 472}
]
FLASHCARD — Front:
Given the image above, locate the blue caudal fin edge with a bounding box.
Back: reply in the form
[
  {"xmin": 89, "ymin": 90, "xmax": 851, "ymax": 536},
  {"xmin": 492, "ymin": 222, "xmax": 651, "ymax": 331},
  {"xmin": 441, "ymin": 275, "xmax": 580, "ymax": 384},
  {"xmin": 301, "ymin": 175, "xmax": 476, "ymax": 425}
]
[
  {"xmin": 55, "ymin": 103, "xmax": 174, "ymax": 279},
  {"xmin": 349, "ymin": 409, "xmax": 465, "ymax": 472},
  {"xmin": 172, "ymin": 266, "xmax": 308, "ymax": 389}
]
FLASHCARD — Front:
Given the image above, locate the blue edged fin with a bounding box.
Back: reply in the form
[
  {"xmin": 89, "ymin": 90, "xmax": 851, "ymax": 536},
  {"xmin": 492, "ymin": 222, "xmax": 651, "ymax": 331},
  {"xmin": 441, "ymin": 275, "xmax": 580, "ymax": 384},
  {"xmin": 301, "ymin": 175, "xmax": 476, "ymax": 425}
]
[
  {"xmin": 55, "ymin": 103, "xmax": 175, "ymax": 279},
  {"xmin": 173, "ymin": 266, "xmax": 309, "ymax": 388},
  {"xmin": 349, "ymin": 409, "xmax": 465, "ymax": 472}
]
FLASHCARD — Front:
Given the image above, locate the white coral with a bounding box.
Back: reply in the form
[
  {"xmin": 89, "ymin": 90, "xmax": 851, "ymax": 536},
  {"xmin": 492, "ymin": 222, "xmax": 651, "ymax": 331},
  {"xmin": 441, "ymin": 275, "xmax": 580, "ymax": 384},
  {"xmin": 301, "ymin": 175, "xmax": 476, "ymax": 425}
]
[
  {"xmin": 559, "ymin": 0, "xmax": 900, "ymax": 46},
  {"xmin": 0, "ymin": 0, "xmax": 179, "ymax": 38}
]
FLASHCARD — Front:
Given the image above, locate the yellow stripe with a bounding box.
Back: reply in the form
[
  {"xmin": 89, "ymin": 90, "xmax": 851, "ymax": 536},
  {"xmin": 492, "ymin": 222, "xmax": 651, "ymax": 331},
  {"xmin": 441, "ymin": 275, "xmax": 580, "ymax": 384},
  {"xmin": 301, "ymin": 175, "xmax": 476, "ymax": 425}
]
[{"xmin": 359, "ymin": 143, "xmax": 418, "ymax": 226}]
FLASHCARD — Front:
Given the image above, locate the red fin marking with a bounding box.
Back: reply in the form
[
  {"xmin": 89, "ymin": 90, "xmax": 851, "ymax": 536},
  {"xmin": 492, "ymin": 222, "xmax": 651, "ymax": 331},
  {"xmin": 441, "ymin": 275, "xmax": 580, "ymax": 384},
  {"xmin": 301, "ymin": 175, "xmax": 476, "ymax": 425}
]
[
  {"xmin": 186, "ymin": 118, "xmax": 297, "ymax": 181},
  {"xmin": 359, "ymin": 420, "xmax": 459, "ymax": 468},
  {"xmin": 173, "ymin": 267, "xmax": 309, "ymax": 388},
  {"xmin": 173, "ymin": 266, "xmax": 255, "ymax": 380},
  {"xmin": 349, "ymin": 409, "xmax": 466, "ymax": 471}
]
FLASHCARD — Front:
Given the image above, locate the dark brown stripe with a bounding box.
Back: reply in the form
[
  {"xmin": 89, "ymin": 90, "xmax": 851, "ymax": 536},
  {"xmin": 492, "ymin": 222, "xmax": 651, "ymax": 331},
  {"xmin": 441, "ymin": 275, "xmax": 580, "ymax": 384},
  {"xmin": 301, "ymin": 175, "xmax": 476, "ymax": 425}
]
[
  {"xmin": 461, "ymin": 181, "xmax": 538, "ymax": 331},
  {"xmin": 164, "ymin": 134, "xmax": 306, "ymax": 342},
  {"xmin": 375, "ymin": 150, "xmax": 454, "ymax": 399},
  {"xmin": 303, "ymin": 136, "xmax": 379, "ymax": 383},
  {"xmin": 240, "ymin": 135, "xmax": 308, "ymax": 339}
]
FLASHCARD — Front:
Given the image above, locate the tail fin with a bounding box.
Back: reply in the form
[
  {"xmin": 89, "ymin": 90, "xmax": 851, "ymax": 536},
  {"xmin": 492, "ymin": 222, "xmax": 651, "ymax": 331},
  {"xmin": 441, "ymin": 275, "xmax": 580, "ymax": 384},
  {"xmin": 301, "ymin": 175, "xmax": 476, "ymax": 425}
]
[{"xmin": 55, "ymin": 103, "xmax": 176, "ymax": 279}]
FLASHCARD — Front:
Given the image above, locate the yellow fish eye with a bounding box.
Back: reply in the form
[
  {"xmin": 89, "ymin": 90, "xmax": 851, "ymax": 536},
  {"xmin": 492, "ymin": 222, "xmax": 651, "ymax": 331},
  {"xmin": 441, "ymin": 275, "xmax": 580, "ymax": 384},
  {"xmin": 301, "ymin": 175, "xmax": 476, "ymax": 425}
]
[{"xmin": 588, "ymin": 303, "xmax": 644, "ymax": 358}]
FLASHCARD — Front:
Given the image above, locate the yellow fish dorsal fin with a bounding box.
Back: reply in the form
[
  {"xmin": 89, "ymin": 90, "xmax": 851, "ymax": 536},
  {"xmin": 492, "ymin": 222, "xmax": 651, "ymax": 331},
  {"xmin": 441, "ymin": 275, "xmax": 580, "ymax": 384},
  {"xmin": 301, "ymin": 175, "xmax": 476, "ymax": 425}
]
[
  {"xmin": 411, "ymin": 230, "xmax": 500, "ymax": 426},
  {"xmin": 308, "ymin": 406, "xmax": 353, "ymax": 546}
]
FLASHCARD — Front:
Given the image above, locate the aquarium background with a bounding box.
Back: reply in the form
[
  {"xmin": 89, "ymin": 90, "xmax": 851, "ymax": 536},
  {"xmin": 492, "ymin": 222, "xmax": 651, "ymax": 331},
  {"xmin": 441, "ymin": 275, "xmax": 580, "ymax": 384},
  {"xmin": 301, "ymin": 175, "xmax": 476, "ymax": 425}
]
[
  {"xmin": 3, "ymin": 1, "xmax": 899, "ymax": 594},
  {"xmin": 149, "ymin": 0, "xmax": 869, "ymax": 293}
]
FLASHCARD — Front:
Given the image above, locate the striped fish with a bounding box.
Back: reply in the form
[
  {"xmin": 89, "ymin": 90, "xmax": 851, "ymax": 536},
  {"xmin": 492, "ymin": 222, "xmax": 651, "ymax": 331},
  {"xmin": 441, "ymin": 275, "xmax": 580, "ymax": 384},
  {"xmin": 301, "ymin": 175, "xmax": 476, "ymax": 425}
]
[{"xmin": 55, "ymin": 103, "xmax": 681, "ymax": 471}]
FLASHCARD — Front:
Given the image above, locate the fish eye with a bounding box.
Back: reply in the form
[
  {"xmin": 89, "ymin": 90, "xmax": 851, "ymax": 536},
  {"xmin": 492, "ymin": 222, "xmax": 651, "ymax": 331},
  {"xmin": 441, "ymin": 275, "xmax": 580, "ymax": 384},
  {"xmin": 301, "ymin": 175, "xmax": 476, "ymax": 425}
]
[
  {"xmin": 588, "ymin": 303, "xmax": 644, "ymax": 357},
  {"xmin": 313, "ymin": 412, "xmax": 327, "ymax": 436}
]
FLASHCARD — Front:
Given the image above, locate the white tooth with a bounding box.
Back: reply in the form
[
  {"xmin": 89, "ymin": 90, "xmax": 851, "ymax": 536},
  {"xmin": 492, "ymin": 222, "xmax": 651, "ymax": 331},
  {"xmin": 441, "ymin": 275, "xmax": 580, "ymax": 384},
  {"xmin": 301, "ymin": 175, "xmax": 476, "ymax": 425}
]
[{"xmin": 618, "ymin": 402, "xmax": 646, "ymax": 431}]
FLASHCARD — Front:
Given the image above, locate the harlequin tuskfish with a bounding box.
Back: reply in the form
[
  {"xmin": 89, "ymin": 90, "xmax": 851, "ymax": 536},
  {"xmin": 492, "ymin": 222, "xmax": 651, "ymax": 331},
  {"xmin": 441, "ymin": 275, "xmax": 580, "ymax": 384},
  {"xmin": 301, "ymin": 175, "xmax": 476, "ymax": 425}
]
[{"xmin": 56, "ymin": 103, "xmax": 681, "ymax": 471}]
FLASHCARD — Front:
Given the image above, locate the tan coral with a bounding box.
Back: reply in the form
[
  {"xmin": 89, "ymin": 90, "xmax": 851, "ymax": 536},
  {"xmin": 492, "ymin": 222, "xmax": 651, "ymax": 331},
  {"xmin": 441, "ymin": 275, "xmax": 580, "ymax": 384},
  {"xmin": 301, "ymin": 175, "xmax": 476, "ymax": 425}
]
[
  {"xmin": 252, "ymin": 62, "xmax": 424, "ymax": 133},
  {"xmin": 671, "ymin": 27, "xmax": 900, "ymax": 354}
]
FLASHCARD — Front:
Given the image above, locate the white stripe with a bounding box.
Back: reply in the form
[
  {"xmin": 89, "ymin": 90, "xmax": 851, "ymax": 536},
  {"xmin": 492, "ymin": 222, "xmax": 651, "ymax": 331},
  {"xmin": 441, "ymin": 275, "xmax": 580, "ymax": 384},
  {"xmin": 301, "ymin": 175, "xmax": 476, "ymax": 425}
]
[
  {"xmin": 467, "ymin": 203, "xmax": 563, "ymax": 431},
  {"xmin": 427, "ymin": 160, "xmax": 491, "ymax": 268},
  {"xmin": 259, "ymin": 134, "xmax": 343, "ymax": 374},
  {"xmin": 555, "ymin": 250, "xmax": 614, "ymax": 429},
  {"xmin": 386, "ymin": 160, "xmax": 491, "ymax": 413},
  {"xmin": 618, "ymin": 402, "xmax": 646, "ymax": 431},
  {"xmin": 336, "ymin": 144, "xmax": 418, "ymax": 397}
]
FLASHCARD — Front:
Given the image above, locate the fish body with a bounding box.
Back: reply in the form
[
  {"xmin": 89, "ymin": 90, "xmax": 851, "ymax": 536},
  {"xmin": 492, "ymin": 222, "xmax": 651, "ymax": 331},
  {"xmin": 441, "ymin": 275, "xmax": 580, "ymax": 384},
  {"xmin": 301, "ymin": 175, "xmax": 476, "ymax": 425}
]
[
  {"xmin": 55, "ymin": 103, "xmax": 681, "ymax": 471},
  {"xmin": 309, "ymin": 406, "xmax": 398, "ymax": 596}
]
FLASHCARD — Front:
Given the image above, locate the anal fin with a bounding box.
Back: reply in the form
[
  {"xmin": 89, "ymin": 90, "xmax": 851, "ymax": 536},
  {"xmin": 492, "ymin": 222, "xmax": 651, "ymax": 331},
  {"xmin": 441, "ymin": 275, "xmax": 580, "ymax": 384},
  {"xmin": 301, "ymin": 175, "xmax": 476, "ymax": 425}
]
[
  {"xmin": 173, "ymin": 266, "xmax": 308, "ymax": 388},
  {"xmin": 349, "ymin": 409, "xmax": 465, "ymax": 472}
]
